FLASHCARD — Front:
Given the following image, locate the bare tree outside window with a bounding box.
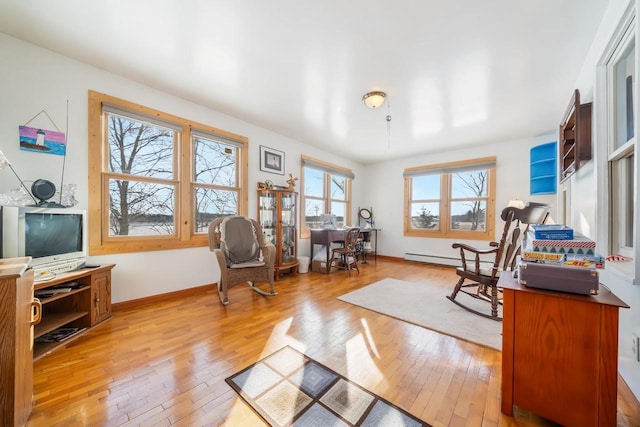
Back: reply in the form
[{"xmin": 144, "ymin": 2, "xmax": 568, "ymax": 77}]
[
  {"xmin": 405, "ymin": 159, "xmax": 494, "ymax": 239},
  {"xmin": 192, "ymin": 135, "xmax": 239, "ymax": 232},
  {"xmin": 107, "ymin": 115, "xmax": 175, "ymax": 236},
  {"xmin": 451, "ymin": 170, "xmax": 487, "ymax": 231}
]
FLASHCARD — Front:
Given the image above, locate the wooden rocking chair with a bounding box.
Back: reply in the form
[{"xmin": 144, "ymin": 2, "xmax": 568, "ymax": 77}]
[{"xmin": 447, "ymin": 202, "xmax": 550, "ymax": 320}]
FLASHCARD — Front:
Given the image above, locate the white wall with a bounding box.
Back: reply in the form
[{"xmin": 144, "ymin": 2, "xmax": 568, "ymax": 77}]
[
  {"xmin": 364, "ymin": 135, "xmax": 557, "ymax": 262},
  {"xmin": 564, "ymin": 0, "xmax": 640, "ymax": 400},
  {"xmin": 0, "ymin": 33, "xmax": 366, "ymax": 303}
]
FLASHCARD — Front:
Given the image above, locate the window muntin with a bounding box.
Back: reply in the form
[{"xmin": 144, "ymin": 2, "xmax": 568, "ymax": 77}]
[
  {"xmin": 88, "ymin": 90, "xmax": 248, "ymax": 255},
  {"xmin": 404, "ymin": 157, "xmax": 495, "ymax": 240}
]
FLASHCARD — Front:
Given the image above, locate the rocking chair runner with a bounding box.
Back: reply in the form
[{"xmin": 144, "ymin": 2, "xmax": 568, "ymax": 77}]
[{"xmin": 447, "ymin": 202, "xmax": 550, "ymax": 320}]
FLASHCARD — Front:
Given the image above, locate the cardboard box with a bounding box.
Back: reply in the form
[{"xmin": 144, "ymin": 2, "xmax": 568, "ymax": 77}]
[
  {"xmin": 531, "ymin": 224, "xmax": 574, "ymax": 240},
  {"xmin": 311, "ymin": 259, "xmax": 337, "ymax": 273},
  {"xmin": 525, "ymin": 231, "xmax": 596, "ymax": 255}
]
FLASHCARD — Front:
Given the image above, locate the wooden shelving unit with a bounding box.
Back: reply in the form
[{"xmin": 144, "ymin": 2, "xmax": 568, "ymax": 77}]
[
  {"xmin": 33, "ymin": 264, "xmax": 114, "ymax": 360},
  {"xmin": 257, "ymin": 188, "xmax": 298, "ymax": 279},
  {"xmin": 559, "ymin": 89, "xmax": 592, "ymax": 182}
]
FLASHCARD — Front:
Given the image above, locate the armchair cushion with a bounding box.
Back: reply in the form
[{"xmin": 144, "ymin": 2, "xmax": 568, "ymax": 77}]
[{"xmin": 220, "ymin": 216, "xmax": 261, "ymax": 266}]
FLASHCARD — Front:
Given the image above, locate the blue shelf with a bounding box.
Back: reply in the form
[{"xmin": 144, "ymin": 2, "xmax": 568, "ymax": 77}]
[{"xmin": 530, "ymin": 142, "xmax": 557, "ymax": 195}]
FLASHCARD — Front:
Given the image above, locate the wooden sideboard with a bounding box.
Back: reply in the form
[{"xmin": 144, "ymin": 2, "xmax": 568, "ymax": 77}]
[
  {"xmin": 499, "ymin": 273, "xmax": 628, "ymax": 426},
  {"xmin": 0, "ymin": 259, "xmax": 114, "ymax": 426}
]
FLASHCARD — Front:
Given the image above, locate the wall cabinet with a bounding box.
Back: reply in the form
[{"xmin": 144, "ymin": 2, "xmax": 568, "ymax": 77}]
[
  {"xmin": 258, "ymin": 189, "xmax": 298, "ymax": 279},
  {"xmin": 33, "ymin": 264, "xmax": 114, "ymax": 360},
  {"xmin": 530, "ymin": 141, "xmax": 557, "ymax": 195},
  {"xmin": 0, "ymin": 258, "xmax": 36, "ymax": 427},
  {"xmin": 559, "ymin": 89, "xmax": 592, "ymax": 181}
]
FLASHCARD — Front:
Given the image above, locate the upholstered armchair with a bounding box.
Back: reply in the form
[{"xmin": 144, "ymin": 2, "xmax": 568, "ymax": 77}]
[{"xmin": 208, "ymin": 216, "xmax": 277, "ymax": 305}]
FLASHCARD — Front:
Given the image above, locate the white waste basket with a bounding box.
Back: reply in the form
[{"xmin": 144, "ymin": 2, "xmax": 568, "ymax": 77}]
[{"xmin": 298, "ymin": 256, "xmax": 310, "ymax": 273}]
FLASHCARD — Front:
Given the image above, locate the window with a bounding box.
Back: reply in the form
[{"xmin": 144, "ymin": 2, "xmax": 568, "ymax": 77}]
[
  {"xmin": 88, "ymin": 91, "xmax": 248, "ymax": 255},
  {"xmin": 300, "ymin": 156, "xmax": 353, "ymax": 238},
  {"xmin": 403, "ymin": 157, "xmax": 496, "ymax": 240},
  {"xmin": 607, "ymin": 20, "xmax": 636, "ymax": 259}
]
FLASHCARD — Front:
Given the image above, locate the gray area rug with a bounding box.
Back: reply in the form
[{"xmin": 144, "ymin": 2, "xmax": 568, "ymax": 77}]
[
  {"xmin": 337, "ymin": 278, "xmax": 502, "ymax": 351},
  {"xmin": 226, "ymin": 346, "xmax": 430, "ymax": 426}
]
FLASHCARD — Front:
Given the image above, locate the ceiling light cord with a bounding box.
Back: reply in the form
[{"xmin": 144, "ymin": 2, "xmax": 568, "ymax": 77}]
[{"xmin": 386, "ymin": 102, "xmax": 392, "ymax": 149}]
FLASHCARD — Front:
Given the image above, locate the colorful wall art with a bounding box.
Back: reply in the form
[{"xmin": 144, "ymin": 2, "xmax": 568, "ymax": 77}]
[{"xmin": 19, "ymin": 125, "xmax": 66, "ymax": 156}]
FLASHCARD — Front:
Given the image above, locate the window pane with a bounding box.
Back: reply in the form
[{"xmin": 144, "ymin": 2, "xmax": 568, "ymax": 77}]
[
  {"xmin": 411, "ymin": 202, "xmax": 439, "ymax": 230},
  {"xmin": 330, "ymin": 175, "xmax": 346, "ymax": 201},
  {"xmin": 331, "ymin": 201, "xmax": 346, "ymax": 227},
  {"xmin": 613, "ymin": 37, "xmax": 636, "ymax": 149},
  {"xmin": 193, "ymin": 188, "xmax": 238, "ymax": 232},
  {"xmin": 109, "ymin": 179, "xmax": 175, "ymax": 236},
  {"xmin": 193, "ymin": 136, "xmax": 237, "ymax": 186},
  {"xmin": 107, "ymin": 114, "xmax": 174, "ymax": 179},
  {"xmin": 304, "ymin": 167, "xmax": 324, "ymax": 197},
  {"xmin": 451, "ymin": 170, "xmax": 488, "ymax": 198},
  {"xmin": 451, "ymin": 201, "xmax": 486, "ymax": 231},
  {"xmin": 412, "ymin": 175, "xmax": 440, "ymax": 200},
  {"xmin": 305, "ymin": 198, "xmax": 325, "ymax": 229}
]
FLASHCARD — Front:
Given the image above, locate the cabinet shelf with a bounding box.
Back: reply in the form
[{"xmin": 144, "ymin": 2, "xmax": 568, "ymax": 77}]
[
  {"xmin": 34, "ymin": 311, "xmax": 89, "ymax": 338},
  {"xmin": 559, "ymin": 89, "xmax": 592, "ymax": 182},
  {"xmin": 530, "ymin": 141, "xmax": 557, "ymax": 195},
  {"xmin": 258, "ymin": 188, "xmax": 298, "ymax": 280}
]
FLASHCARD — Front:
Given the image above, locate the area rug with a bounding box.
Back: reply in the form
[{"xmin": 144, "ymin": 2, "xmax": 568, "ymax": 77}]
[
  {"xmin": 226, "ymin": 346, "xmax": 430, "ymax": 426},
  {"xmin": 337, "ymin": 278, "xmax": 502, "ymax": 351}
]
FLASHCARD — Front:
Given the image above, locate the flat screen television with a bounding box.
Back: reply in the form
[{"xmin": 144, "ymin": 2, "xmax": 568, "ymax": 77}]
[{"xmin": 0, "ymin": 205, "xmax": 87, "ymax": 276}]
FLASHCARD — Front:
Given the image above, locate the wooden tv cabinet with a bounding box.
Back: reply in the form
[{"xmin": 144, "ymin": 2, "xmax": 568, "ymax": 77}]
[
  {"xmin": 499, "ymin": 273, "xmax": 628, "ymax": 426},
  {"xmin": 33, "ymin": 264, "xmax": 115, "ymax": 361}
]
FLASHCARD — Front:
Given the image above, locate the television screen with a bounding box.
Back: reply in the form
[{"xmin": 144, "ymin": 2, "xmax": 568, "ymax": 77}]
[{"xmin": 25, "ymin": 212, "xmax": 83, "ymax": 258}]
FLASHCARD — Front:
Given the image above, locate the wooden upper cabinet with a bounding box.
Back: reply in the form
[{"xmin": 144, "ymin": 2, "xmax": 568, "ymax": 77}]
[{"xmin": 559, "ymin": 89, "xmax": 592, "ymax": 182}]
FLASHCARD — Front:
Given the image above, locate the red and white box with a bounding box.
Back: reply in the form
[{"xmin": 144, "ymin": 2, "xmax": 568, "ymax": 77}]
[{"xmin": 525, "ymin": 231, "xmax": 596, "ymax": 256}]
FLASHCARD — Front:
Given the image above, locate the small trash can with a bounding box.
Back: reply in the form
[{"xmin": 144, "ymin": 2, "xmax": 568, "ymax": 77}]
[{"xmin": 298, "ymin": 256, "xmax": 310, "ymax": 273}]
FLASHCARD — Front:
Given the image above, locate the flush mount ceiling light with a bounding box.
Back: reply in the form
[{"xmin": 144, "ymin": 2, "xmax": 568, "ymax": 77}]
[{"xmin": 362, "ymin": 91, "xmax": 386, "ymax": 109}]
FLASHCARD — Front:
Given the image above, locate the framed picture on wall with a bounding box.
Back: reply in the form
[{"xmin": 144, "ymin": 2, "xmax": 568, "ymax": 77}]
[{"xmin": 260, "ymin": 145, "xmax": 285, "ymax": 175}]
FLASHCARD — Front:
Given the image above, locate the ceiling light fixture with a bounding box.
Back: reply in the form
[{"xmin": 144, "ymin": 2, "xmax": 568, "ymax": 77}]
[{"xmin": 362, "ymin": 91, "xmax": 386, "ymax": 109}]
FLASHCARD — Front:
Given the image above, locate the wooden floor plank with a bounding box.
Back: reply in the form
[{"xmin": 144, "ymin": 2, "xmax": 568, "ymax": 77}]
[{"xmin": 26, "ymin": 259, "xmax": 640, "ymax": 426}]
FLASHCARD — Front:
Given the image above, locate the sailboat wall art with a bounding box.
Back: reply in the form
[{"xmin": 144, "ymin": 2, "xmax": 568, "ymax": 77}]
[{"xmin": 19, "ymin": 125, "xmax": 66, "ymax": 156}]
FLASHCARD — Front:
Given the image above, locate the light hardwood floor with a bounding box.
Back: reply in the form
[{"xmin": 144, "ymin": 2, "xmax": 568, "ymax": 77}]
[{"xmin": 27, "ymin": 258, "xmax": 640, "ymax": 426}]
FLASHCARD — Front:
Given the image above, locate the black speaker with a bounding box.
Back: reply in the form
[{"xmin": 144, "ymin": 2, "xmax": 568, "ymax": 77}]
[{"xmin": 31, "ymin": 179, "xmax": 62, "ymax": 207}]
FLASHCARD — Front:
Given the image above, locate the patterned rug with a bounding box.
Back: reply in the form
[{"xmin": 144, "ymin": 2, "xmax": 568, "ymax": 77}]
[{"xmin": 226, "ymin": 346, "xmax": 431, "ymax": 426}]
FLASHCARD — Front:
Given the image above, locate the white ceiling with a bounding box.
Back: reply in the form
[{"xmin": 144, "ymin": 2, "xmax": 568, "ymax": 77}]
[{"xmin": 0, "ymin": 1, "xmax": 609, "ymax": 164}]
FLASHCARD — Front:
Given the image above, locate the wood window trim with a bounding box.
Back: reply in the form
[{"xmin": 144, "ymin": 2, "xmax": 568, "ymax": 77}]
[
  {"xmin": 403, "ymin": 157, "xmax": 496, "ymax": 241},
  {"xmin": 88, "ymin": 90, "xmax": 249, "ymax": 255},
  {"xmin": 300, "ymin": 155, "xmax": 352, "ymax": 239}
]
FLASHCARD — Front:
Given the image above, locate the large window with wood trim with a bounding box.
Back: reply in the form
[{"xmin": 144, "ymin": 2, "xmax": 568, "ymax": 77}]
[
  {"xmin": 88, "ymin": 90, "xmax": 248, "ymax": 255},
  {"xmin": 607, "ymin": 18, "xmax": 636, "ymax": 262},
  {"xmin": 403, "ymin": 157, "xmax": 496, "ymax": 240},
  {"xmin": 300, "ymin": 156, "xmax": 353, "ymax": 238}
]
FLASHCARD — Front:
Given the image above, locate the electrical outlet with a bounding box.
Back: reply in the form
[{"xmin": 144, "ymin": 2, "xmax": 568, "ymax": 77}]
[{"xmin": 633, "ymin": 333, "xmax": 640, "ymax": 362}]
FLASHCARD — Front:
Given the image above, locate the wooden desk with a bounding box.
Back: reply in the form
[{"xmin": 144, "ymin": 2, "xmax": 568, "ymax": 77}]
[
  {"xmin": 310, "ymin": 229, "xmax": 378, "ymax": 273},
  {"xmin": 499, "ymin": 273, "xmax": 628, "ymax": 426}
]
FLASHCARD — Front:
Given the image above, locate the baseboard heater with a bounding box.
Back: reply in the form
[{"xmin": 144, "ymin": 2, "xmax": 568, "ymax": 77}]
[{"xmin": 404, "ymin": 252, "xmax": 460, "ymax": 267}]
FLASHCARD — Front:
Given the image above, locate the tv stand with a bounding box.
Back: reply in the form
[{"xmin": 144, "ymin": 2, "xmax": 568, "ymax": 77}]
[{"xmin": 33, "ymin": 264, "xmax": 114, "ymax": 360}]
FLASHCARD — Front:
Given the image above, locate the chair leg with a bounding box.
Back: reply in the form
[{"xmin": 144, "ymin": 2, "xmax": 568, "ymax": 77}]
[
  {"xmin": 449, "ymin": 276, "xmax": 465, "ymax": 300},
  {"xmin": 490, "ymin": 285, "xmax": 499, "ymax": 318},
  {"xmin": 217, "ymin": 281, "xmax": 230, "ymax": 306}
]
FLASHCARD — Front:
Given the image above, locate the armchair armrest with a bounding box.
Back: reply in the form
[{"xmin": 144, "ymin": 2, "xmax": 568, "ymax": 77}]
[
  {"xmin": 452, "ymin": 242, "xmax": 499, "ymax": 275},
  {"xmin": 260, "ymin": 242, "xmax": 276, "ymax": 269}
]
